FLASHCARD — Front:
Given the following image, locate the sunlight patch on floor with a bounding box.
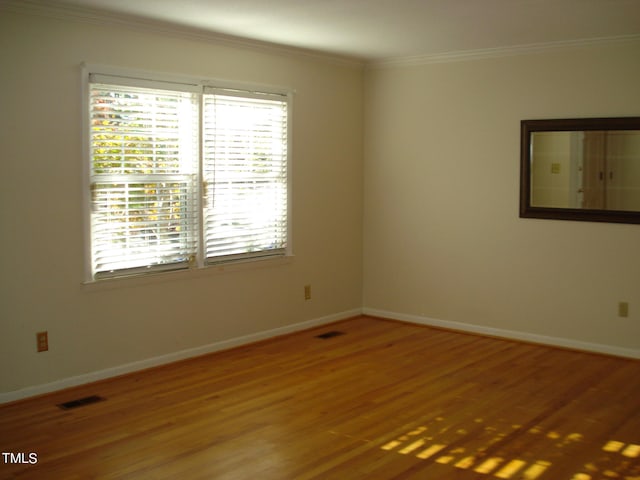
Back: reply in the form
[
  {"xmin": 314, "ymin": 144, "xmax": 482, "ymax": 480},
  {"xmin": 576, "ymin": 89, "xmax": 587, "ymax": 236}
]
[{"xmin": 379, "ymin": 419, "xmax": 639, "ymax": 479}]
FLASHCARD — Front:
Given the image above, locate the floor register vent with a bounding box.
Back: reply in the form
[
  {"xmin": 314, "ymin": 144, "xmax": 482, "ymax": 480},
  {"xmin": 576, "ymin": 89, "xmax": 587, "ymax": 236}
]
[
  {"xmin": 57, "ymin": 395, "xmax": 106, "ymax": 410},
  {"xmin": 315, "ymin": 331, "xmax": 345, "ymax": 339}
]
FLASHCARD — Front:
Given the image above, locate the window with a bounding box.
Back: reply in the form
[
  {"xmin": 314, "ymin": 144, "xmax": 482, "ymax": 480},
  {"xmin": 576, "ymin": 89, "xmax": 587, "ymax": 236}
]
[{"xmin": 85, "ymin": 68, "xmax": 291, "ymax": 280}]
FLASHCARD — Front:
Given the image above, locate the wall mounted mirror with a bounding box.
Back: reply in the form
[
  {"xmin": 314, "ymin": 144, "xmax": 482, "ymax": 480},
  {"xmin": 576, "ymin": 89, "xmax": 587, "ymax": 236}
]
[{"xmin": 520, "ymin": 117, "xmax": 640, "ymax": 224}]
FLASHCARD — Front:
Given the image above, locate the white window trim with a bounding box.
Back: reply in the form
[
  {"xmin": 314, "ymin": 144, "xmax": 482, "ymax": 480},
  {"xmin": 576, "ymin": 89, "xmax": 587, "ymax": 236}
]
[{"xmin": 81, "ymin": 63, "xmax": 294, "ymax": 283}]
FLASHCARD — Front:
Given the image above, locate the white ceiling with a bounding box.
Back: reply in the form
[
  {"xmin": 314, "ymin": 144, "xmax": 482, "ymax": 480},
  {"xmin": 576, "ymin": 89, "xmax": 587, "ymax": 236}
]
[{"xmin": 46, "ymin": 0, "xmax": 640, "ymax": 61}]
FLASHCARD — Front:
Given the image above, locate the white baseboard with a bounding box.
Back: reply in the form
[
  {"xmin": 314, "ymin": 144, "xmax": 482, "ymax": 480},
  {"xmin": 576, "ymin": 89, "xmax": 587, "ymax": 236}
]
[
  {"xmin": 363, "ymin": 308, "xmax": 640, "ymax": 359},
  {"xmin": 0, "ymin": 308, "xmax": 362, "ymax": 404}
]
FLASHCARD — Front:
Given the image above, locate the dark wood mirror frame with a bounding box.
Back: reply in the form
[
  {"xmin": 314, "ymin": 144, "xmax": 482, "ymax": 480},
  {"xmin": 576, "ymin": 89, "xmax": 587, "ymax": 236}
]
[{"xmin": 520, "ymin": 117, "xmax": 640, "ymax": 224}]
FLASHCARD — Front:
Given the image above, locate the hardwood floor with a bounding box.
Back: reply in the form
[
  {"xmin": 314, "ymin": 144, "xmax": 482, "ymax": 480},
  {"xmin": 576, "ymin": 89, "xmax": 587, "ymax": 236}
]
[{"xmin": 1, "ymin": 315, "xmax": 639, "ymax": 479}]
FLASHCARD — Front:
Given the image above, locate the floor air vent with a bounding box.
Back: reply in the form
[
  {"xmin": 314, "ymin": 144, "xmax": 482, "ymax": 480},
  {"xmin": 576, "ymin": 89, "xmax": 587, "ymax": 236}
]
[
  {"xmin": 315, "ymin": 331, "xmax": 345, "ymax": 339},
  {"xmin": 57, "ymin": 395, "xmax": 105, "ymax": 410}
]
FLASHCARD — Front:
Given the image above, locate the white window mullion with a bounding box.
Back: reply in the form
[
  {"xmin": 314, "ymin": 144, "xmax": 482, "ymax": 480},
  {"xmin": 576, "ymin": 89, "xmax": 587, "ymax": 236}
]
[{"xmin": 196, "ymin": 90, "xmax": 206, "ymax": 269}]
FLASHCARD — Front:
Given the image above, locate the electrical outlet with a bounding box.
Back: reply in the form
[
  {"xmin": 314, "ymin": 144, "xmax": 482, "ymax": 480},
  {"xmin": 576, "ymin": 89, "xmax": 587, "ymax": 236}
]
[
  {"xmin": 618, "ymin": 302, "xmax": 629, "ymax": 318},
  {"xmin": 304, "ymin": 284, "xmax": 311, "ymax": 300},
  {"xmin": 36, "ymin": 331, "xmax": 48, "ymax": 352}
]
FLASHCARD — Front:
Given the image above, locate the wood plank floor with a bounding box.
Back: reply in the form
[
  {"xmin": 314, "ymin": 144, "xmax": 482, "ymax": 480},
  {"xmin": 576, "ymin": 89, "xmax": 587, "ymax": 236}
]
[{"xmin": 1, "ymin": 315, "xmax": 639, "ymax": 479}]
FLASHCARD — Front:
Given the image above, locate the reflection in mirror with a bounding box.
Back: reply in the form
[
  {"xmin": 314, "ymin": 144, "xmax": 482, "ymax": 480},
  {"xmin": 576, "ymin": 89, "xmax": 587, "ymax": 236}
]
[
  {"xmin": 530, "ymin": 130, "xmax": 640, "ymax": 211},
  {"xmin": 520, "ymin": 118, "xmax": 640, "ymax": 224}
]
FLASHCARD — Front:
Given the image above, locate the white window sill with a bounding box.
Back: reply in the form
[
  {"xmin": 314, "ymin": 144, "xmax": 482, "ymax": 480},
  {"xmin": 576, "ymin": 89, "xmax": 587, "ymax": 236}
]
[{"xmin": 81, "ymin": 254, "xmax": 295, "ymax": 292}]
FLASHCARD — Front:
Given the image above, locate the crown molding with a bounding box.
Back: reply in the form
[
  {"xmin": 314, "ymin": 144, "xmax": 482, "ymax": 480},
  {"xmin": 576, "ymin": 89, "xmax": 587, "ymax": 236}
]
[
  {"xmin": 368, "ymin": 34, "xmax": 640, "ymax": 69},
  {"xmin": 0, "ymin": 0, "xmax": 365, "ymax": 68},
  {"xmin": 4, "ymin": 0, "xmax": 639, "ymax": 70}
]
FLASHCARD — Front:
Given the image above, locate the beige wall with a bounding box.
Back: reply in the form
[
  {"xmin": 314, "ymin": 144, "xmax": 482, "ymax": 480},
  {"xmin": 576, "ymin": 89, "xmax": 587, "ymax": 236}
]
[
  {"xmin": 0, "ymin": 11, "xmax": 363, "ymax": 397},
  {"xmin": 364, "ymin": 40, "xmax": 640, "ymax": 351}
]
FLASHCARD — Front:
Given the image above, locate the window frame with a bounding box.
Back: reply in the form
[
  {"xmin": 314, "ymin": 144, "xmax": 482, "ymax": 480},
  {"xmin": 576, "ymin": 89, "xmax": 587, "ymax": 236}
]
[{"xmin": 82, "ymin": 64, "xmax": 293, "ymax": 282}]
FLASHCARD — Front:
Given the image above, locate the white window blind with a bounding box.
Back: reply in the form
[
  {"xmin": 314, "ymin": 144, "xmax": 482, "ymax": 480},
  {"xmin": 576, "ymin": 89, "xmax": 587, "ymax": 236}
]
[
  {"xmin": 203, "ymin": 92, "xmax": 289, "ymax": 263},
  {"xmin": 86, "ymin": 71, "xmax": 290, "ymax": 280},
  {"xmin": 89, "ymin": 83, "xmax": 199, "ymax": 278}
]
